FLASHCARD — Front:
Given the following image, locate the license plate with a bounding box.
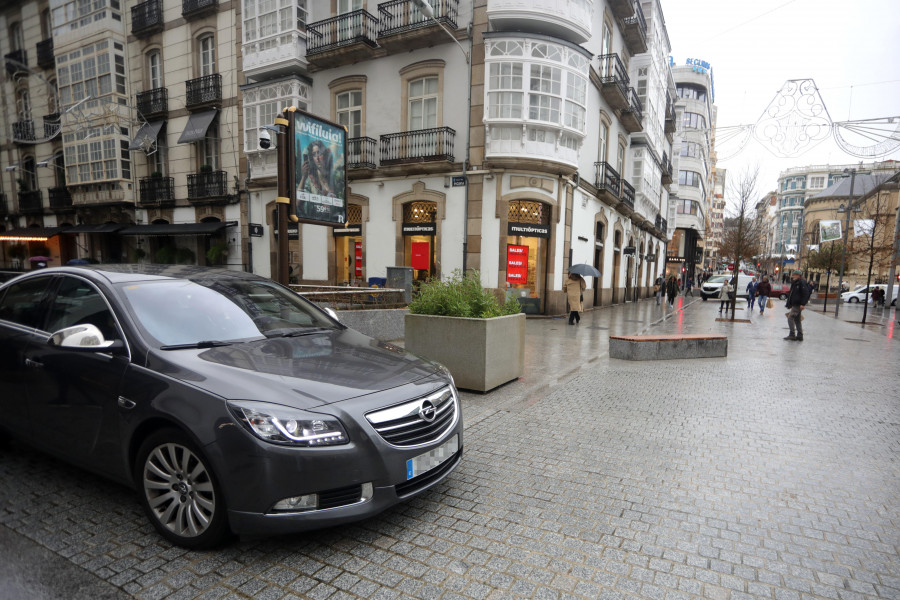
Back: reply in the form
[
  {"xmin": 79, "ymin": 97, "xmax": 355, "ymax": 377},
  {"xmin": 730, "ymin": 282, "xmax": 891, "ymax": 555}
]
[{"xmin": 406, "ymin": 435, "xmax": 458, "ymax": 480}]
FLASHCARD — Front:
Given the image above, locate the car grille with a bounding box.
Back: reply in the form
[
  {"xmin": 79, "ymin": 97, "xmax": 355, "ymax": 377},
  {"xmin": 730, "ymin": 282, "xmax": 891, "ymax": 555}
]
[
  {"xmin": 318, "ymin": 484, "xmax": 362, "ymax": 510},
  {"xmin": 366, "ymin": 386, "xmax": 458, "ymax": 447},
  {"xmin": 395, "ymin": 448, "xmax": 462, "ymax": 498}
]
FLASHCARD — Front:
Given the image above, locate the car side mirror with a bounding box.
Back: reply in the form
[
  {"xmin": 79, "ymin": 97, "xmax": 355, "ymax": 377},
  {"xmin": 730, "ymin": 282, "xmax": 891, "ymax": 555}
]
[{"xmin": 48, "ymin": 323, "xmax": 124, "ymax": 353}]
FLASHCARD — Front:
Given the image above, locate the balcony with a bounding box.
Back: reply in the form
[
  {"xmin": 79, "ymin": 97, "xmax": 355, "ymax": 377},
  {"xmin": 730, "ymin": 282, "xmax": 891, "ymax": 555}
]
[
  {"xmin": 607, "ymin": 0, "xmax": 634, "ymax": 19},
  {"xmin": 186, "ymin": 74, "xmax": 222, "ymax": 109},
  {"xmin": 139, "ymin": 176, "xmax": 176, "ymax": 206},
  {"xmin": 594, "ymin": 162, "xmax": 621, "ymax": 205},
  {"xmin": 187, "ymin": 170, "xmax": 229, "ymax": 202},
  {"xmin": 5, "ymin": 49, "xmax": 27, "ymax": 75},
  {"xmin": 13, "ymin": 120, "xmax": 35, "ymax": 143},
  {"xmin": 619, "ymin": 87, "xmax": 643, "ymax": 133},
  {"xmin": 664, "ymin": 93, "xmax": 677, "ymax": 134},
  {"xmin": 380, "ymin": 127, "xmax": 455, "ymax": 168},
  {"xmin": 620, "ymin": 2, "xmax": 648, "ymax": 55},
  {"xmin": 43, "ymin": 113, "xmax": 60, "ymax": 139},
  {"xmin": 0, "ymin": 193, "xmax": 8, "ymax": 217},
  {"xmin": 379, "ymin": 0, "xmax": 459, "ymax": 54},
  {"xmin": 597, "ymin": 54, "xmax": 629, "ymax": 111},
  {"xmin": 72, "ymin": 188, "xmax": 128, "ymax": 206},
  {"xmin": 132, "ymin": 0, "xmax": 164, "ymax": 37},
  {"xmin": 137, "ymin": 88, "xmax": 168, "ymax": 118},
  {"xmin": 661, "ymin": 152, "xmax": 673, "ymax": 185},
  {"xmin": 620, "ymin": 180, "xmax": 635, "ymax": 213},
  {"xmin": 242, "ymin": 30, "xmax": 308, "ymax": 78},
  {"xmin": 306, "ymin": 10, "xmax": 378, "ymax": 70},
  {"xmin": 49, "ymin": 187, "xmax": 73, "ymax": 211},
  {"xmin": 18, "ymin": 190, "xmax": 43, "ymax": 214},
  {"xmin": 36, "ymin": 39, "xmax": 54, "ymax": 69},
  {"xmin": 182, "ymin": 0, "xmax": 217, "ymax": 19},
  {"xmin": 347, "ymin": 137, "xmax": 377, "ymax": 170},
  {"xmin": 487, "ymin": 0, "xmax": 591, "ymax": 44}
]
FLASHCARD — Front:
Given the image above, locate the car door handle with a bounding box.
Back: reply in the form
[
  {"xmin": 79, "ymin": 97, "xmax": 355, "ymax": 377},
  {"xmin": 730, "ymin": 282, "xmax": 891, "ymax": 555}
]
[{"xmin": 24, "ymin": 358, "xmax": 43, "ymax": 369}]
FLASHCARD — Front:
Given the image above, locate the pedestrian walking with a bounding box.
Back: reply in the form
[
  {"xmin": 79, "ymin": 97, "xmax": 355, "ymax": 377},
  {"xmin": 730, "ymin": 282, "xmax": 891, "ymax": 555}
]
[
  {"xmin": 784, "ymin": 269, "xmax": 811, "ymax": 341},
  {"xmin": 655, "ymin": 274, "xmax": 665, "ymax": 305},
  {"xmin": 718, "ymin": 279, "xmax": 733, "ymax": 313},
  {"xmin": 746, "ymin": 277, "xmax": 759, "ymax": 311},
  {"xmin": 685, "ymin": 278, "xmax": 694, "ymax": 296},
  {"xmin": 564, "ymin": 272, "xmax": 586, "ymax": 325},
  {"xmin": 666, "ymin": 275, "xmax": 679, "ymax": 307},
  {"xmin": 756, "ymin": 276, "xmax": 772, "ymax": 315}
]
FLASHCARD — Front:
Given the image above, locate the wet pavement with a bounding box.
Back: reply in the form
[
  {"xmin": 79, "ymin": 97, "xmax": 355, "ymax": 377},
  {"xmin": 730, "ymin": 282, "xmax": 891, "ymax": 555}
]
[{"xmin": 2, "ymin": 295, "xmax": 899, "ymax": 600}]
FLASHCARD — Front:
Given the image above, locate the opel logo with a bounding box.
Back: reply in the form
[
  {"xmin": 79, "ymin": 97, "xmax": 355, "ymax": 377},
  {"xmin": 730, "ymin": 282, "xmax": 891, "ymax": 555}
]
[{"xmin": 419, "ymin": 400, "xmax": 437, "ymax": 422}]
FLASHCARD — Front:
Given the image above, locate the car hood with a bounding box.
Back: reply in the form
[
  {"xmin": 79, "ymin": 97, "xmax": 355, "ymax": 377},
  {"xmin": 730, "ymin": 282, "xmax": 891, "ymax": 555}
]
[{"xmin": 144, "ymin": 328, "xmax": 445, "ymax": 408}]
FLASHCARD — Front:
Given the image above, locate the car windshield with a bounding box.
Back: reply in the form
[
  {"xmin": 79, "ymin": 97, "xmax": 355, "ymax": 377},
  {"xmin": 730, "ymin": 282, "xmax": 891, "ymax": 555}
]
[
  {"xmin": 118, "ymin": 278, "xmax": 337, "ymax": 346},
  {"xmin": 707, "ymin": 276, "xmax": 728, "ymax": 283}
]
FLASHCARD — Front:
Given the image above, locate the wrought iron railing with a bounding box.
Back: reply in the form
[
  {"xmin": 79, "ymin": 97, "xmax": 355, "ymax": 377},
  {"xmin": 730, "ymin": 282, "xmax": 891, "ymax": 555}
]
[
  {"xmin": 660, "ymin": 217, "xmax": 667, "ymax": 233},
  {"xmin": 655, "ymin": 213, "xmax": 663, "ymax": 230},
  {"xmin": 43, "ymin": 113, "xmax": 60, "ymax": 139},
  {"xmin": 598, "ymin": 54, "xmax": 628, "ymax": 90},
  {"xmin": 594, "ymin": 162, "xmax": 621, "ymax": 196},
  {"xmin": 4, "ymin": 49, "xmax": 27, "ymax": 74},
  {"xmin": 186, "ymin": 74, "xmax": 222, "ymax": 107},
  {"xmin": 661, "ymin": 152, "xmax": 673, "ymax": 180},
  {"xmin": 49, "ymin": 187, "xmax": 73, "ymax": 210},
  {"xmin": 18, "ymin": 190, "xmax": 43, "ymax": 213},
  {"xmin": 36, "ymin": 39, "xmax": 54, "ymax": 69},
  {"xmin": 131, "ymin": 0, "xmax": 163, "ymax": 36},
  {"xmin": 187, "ymin": 170, "xmax": 228, "ymax": 199},
  {"xmin": 623, "ymin": 1, "xmax": 647, "ymax": 38},
  {"xmin": 307, "ymin": 10, "xmax": 378, "ymax": 54},
  {"xmin": 140, "ymin": 176, "xmax": 176, "ymax": 204},
  {"xmin": 621, "ymin": 180, "xmax": 635, "ymax": 210},
  {"xmin": 13, "ymin": 120, "xmax": 35, "ymax": 142},
  {"xmin": 624, "ymin": 87, "xmax": 643, "ymax": 121},
  {"xmin": 380, "ymin": 127, "xmax": 455, "ymax": 165},
  {"xmin": 137, "ymin": 88, "xmax": 168, "ymax": 117},
  {"xmin": 0, "ymin": 193, "xmax": 8, "ymax": 216},
  {"xmin": 378, "ymin": 0, "xmax": 458, "ymax": 36},
  {"xmin": 182, "ymin": 0, "xmax": 217, "ymax": 18},
  {"xmin": 347, "ymin": 137, "xmax": 377, "ymax": 169}
]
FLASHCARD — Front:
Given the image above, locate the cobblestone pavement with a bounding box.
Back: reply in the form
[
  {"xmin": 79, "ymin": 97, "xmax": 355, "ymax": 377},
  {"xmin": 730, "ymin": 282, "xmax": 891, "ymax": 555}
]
[{"xmin": 2, "ymin": 297, "xmax": 899, "ymax": 600}]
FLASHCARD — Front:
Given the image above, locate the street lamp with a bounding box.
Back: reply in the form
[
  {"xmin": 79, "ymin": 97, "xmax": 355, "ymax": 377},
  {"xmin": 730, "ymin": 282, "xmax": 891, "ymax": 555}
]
[{"xmin": 834, "ymin": 167, "xmax": 857, "ymax": 318}]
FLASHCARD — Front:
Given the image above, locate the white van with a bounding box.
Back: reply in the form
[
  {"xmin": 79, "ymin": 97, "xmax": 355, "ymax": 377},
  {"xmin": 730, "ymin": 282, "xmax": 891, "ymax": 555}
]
[{"xmin": 700, "ymin": 273, "xmax": 755, "ymax": 301}]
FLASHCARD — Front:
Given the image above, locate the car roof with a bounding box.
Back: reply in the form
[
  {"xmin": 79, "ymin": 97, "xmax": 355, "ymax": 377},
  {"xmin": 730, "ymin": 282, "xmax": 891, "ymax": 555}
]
[{"xmin": 1, "ymin": 264, "xmax": 269, "ymax": 287}]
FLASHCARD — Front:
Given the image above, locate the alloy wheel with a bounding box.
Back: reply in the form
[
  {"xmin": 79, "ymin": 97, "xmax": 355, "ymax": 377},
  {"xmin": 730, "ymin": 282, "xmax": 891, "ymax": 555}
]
[{"xmin": 142, "ymin": 442, "xmax": 216, "ymax": 539}]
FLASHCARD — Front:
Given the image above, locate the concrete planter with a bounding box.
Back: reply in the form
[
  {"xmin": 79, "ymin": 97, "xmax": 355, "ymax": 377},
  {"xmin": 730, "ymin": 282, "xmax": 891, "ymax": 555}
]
[{"xmin": 404, "ymin": 312, "xmax": 525, "ymax": 393}]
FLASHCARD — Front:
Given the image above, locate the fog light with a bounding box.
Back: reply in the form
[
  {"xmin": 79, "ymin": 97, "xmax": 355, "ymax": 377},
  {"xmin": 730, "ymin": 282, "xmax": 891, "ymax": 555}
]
[
  {"xmin": 273, "ymin": 493, "xmax": 317, "ymax": 512},
  {"xmin": 361, "ymin": 482, "xmax": 374, "ymax": 502}
]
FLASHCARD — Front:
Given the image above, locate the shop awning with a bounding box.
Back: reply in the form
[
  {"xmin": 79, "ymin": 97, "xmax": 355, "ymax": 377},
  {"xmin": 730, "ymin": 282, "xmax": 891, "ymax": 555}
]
[
  {"xmin": 177, "ymin": 110, "xmax": 217, "ymax": 144},
  {"xmin": 118, "ymin": 222, "xmax": 234, "ymax": 236},
  {"xmin": 0, "ymin": 227, "xmax": 66, "ymax": 241},
  {"xmin": 60, "ymin": 223, "xmax": 127, "ymax": 234},
  {"xmin": 128, "ymin": 120, "xmax": 166, "ymax": 151}
]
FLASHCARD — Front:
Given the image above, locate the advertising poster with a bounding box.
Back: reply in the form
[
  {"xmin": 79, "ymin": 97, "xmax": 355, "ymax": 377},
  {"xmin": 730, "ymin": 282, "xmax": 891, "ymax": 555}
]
[
  {"xmin": 293, "ymin": 110, "xmax": 347, "ymax": 226},
  {"xmin": 507, "ymin": 245, "xmax": 529, "ymax": 284},
  {"xmin": 819, "ymin": 220, "xmax": 842, "ymax": 243},
  {"xmin": 354, "ymin": 242, "xmax": 363, "ymax": 277},
  {"xmin": 411, "ymin": 242, "xmax": 430, "ymax": 270}
]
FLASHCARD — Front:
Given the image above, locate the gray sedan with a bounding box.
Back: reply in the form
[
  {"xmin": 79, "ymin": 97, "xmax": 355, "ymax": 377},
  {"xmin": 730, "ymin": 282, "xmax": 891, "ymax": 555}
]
[{"xmin": 0, "ymin": 265, "xmax": 462, "ymax": 548}]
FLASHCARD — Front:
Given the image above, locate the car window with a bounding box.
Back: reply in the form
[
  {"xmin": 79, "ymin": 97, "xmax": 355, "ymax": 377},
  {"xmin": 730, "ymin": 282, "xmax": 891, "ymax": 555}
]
[
  {"xmin": 0, "ymin": 276, "xmax": 53, "ymax": 328},
  {"xmin": 45, "ymin": 276, "xmax": 118, "ymax": 340},
  {"xmin": 707, "ymin": 276, "xmax": 727, "ymax": 283},
  {"xmin": 118, "ymin": 278, "xmax": 336, "ymax": 346}
]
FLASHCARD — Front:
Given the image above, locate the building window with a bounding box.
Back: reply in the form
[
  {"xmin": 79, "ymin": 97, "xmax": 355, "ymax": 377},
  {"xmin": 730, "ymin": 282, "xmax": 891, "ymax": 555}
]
[
  {"xmin": 809, "ymin": 176, "xmax": 824, "ymax": 188},
  {"xmin": 678, "ymin": 170, "xmax": 706, "ymax": 195},
  {"xmin": 336, "ymin": 90, "xmax": 362, "ymax": 138},
  {"xmin": 682, "ymin": 112, "xmax": 706, "ymax": 129},
  {"xmin": 616, "ymin": 140, "xmax": 626, "ymax": 178},
  {"xmin": 199, "ymin": 34, "xmax": 216, "ymax": 76},
  {"xmin": 408, "ymin": 76, "xmax": 438, "ymax": 130},
  {"xmin": 201, "ymin": 119, "xmax": 220, "ymax": 170},
  {"xmin": 488, "ymin": 62, "xmax": 523, "ymax": 119},
  {"xmin": 148, "ymin": 50, "xmax": 162, "ymax": 89},
  {"xmin": 243, "ymin": 78, "xmax": 310, "ymax": 152},
  {"xmin": 338, "ymin": 0, "xmax": 362, "ymax": 12},
  {"xmin": 598, "ymin": 120, "xmax": 609, "ymax": 162}
]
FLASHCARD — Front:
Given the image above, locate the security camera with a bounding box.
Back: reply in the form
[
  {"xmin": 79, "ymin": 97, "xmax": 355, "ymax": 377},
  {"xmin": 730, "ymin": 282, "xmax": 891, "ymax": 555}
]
[{"xmin": 258, "ymin": 128, "xmax": 272, "ymax": 150}]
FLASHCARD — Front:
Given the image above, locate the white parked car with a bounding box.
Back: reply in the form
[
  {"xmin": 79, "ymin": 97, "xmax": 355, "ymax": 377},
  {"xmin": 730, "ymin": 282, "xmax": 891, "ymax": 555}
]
[
  {"xmin": 700, "ymin": 274, "xmax": 755, "ymax": 301},
  {"xmin": 841, "ymin": 284, "xmax": 898, "ymax": 305}
]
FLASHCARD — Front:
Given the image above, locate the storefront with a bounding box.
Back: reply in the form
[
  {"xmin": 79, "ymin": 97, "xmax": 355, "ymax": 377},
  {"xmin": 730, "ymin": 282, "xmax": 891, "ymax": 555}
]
[
  {"xmin": 402, "ymin": 201, "xmax": 437, "ymax": 281},
  {"xmin": 506, "ymin": 200, "xmax": 550, "ymax": 313},
  {"xmin": 333, "ymin": 204, "xmax": 363, "ymax": 285}
]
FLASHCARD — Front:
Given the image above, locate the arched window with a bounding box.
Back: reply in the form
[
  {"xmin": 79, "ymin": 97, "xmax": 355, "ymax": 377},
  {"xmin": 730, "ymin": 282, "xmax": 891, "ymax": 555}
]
[
  {"xmin": 198, "ymin": 34, "xmax": 216, "ymax": 76},
  {"xmin": 148, "ymin": 50, "xmax": 162, "ymax": 89},
  {"xmin": 10, "ymin": 22, "xmax": 24, "ymax": 52}
]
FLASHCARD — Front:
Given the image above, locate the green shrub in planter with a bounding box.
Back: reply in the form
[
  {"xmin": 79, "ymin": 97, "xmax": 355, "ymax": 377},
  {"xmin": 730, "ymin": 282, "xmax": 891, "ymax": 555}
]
[{"xmin": 409, "ymin": 269, "xmax": 520, "ymax": 318}]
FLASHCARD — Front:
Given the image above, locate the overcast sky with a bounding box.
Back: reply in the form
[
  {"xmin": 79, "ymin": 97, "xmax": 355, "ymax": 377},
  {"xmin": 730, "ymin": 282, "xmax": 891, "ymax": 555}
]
[{"xmin": 661, "ymin": 0, "xmax": 900, "ymax": 203}]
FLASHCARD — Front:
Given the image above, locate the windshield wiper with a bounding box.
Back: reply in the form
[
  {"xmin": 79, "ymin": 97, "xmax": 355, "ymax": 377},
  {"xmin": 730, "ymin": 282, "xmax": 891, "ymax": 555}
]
[
  {"xmin": 160, "ymin": 340, "xmax": 233, "ymax": 350},
  {"xmin": 264, "ymin": 327, "xmax": 333, "ymax": 338}
]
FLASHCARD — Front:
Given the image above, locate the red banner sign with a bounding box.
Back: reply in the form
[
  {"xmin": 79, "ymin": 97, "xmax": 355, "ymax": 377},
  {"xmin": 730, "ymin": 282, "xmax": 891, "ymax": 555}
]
[
  {"xmin": 507, "ymin": 245, "xmax": 529, "ymax": 284},
  {"xmin": 411, "ymin": 241, "xmax": 430, "ymax": 270},
  {"xmin": 354, "ymin": 242, "xmax": 362, "ymax": 277}
]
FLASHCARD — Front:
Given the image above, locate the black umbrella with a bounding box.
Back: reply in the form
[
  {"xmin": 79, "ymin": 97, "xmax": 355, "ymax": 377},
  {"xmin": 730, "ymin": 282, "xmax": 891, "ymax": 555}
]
[{"xmin": 569, "ymin": 263, "xmax": 601, "ymax": 278}]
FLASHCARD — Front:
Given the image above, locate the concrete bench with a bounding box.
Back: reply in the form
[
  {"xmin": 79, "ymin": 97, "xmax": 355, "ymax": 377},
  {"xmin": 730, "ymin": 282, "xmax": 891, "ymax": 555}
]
[{"xmin": 609, "ymin": 334, "xmax": 727, "ymax": 361}]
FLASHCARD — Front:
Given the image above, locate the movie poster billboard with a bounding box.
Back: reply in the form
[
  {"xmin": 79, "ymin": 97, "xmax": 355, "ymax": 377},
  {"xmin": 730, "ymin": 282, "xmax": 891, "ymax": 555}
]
[{"xmin": 293, "ymin": 110, "xmax": 347, "ymax": 226}]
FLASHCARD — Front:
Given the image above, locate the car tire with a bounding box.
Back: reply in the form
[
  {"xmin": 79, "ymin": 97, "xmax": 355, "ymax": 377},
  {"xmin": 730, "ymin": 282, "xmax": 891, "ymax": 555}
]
[
  {"xmin": 701, "ymin": 296, "xmax": 708, "ymax": 301},
  {"xmin": 849, "ymin": 297, "xmax": 859, "ymax": 303},
  {"xmin": 135, "ymin": 429, "xmax": 230, "ymax": 549},
  {"xmin": 779, "ymin": 294, "xmax": 787, "ymax": 301}
]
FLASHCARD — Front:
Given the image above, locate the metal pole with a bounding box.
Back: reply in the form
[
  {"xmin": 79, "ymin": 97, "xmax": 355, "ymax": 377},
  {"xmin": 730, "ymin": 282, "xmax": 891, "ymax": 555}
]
[
  {"xmin": 275, "ymin": 109, "xmax": 291, "ymax": 286},
  {"xmin": 834, "ymin": 168, "xmax": 856, "ymax": 318},
  {"xmin": 886, "ymin": 203, "xmax": 900, "ymax": 309}
]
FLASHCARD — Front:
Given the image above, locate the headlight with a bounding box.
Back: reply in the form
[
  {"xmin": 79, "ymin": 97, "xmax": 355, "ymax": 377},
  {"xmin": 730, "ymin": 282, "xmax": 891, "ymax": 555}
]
[{"xmin": 229, "ymin": 401, "xmax": 348, "ymax": 446}]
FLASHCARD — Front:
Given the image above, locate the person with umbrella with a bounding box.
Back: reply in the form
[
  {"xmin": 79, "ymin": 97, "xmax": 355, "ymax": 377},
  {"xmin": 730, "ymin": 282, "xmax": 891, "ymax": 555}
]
[{"xmin": 564, "ymin": 270, "xmax": 587, "ymax": 325}]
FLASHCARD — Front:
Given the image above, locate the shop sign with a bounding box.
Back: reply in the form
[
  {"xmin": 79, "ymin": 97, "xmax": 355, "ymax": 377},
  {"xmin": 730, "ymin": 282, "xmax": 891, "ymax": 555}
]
[
  {"xmin": 402, "ymin": 222, "xmax": 436, "ymax": 236},
  {"xmin": 354, "ymin": 241, "xmax": 363, "ymax": 277},
  {"xmin": 508, "ymin": 222, "xmax": 550, "ymax": 239},
  {"xmin": 333, "ymin": 225, "xmax": 362, "ymax": 237},
  {"xmin": 411, "ymin": 241, "xmax": 430, "ymax": 270},
  {"xmin": 506, "ymin": 245, "xmax": 529, "ymax": 284}
]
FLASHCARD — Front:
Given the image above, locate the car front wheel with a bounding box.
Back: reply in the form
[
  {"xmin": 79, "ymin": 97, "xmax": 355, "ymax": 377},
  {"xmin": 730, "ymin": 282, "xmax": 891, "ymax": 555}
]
[
  {"xmin": 779, "ymin": 293, "xmax": 787, "ymax": 300},
  {"xmin": 135, "ymin": 429, "xmax": 230, "ymax": 549},
  {"xmin": 848, "ymin": 297, "xmax": 859, "ymax": 303}
]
